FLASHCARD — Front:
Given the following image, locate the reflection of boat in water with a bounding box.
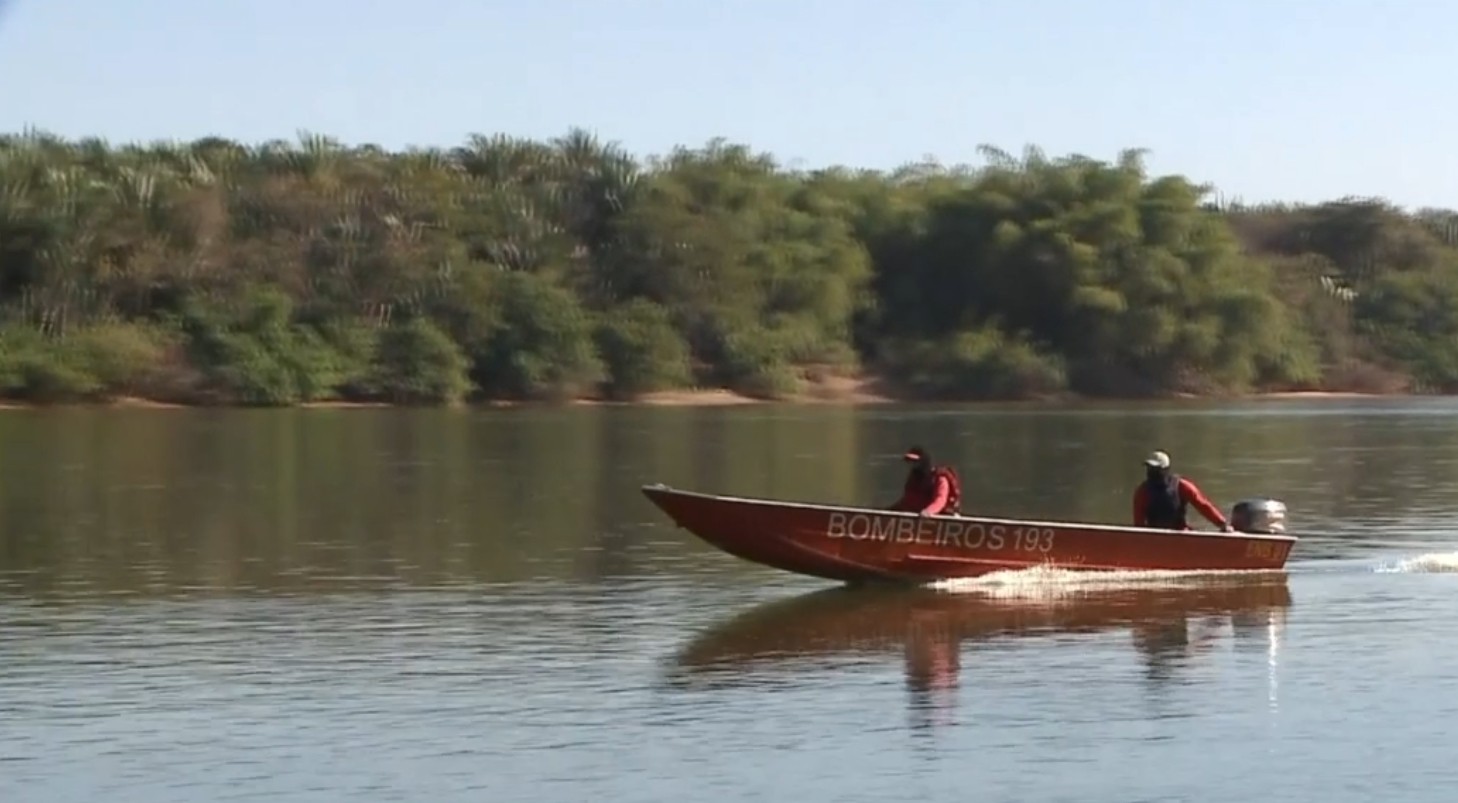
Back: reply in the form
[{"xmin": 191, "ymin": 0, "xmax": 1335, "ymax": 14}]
[{"xmin": 665, "ymin": 573, "xmax": 1292, "ymax": 699}]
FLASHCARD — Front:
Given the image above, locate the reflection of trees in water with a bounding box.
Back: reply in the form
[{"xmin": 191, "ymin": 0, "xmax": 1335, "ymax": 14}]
[
  {"xmin": 665, "ymin": 578, "xmax": 1293, "ymax": 734},
  {"xmin": 0, "ymin": 402, "xmax": 1452, "ymax": 595},
  {"xmin": 855, "ymin": 403, "xmax": 1458, "ymax": 529},
  {"xmin": 852, "ymin": 404, "xmax": 1458, "ymax": 564}
]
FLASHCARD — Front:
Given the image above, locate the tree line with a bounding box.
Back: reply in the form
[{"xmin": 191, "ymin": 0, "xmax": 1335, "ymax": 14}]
[{"xmin": 0, "ymin": 127, "xmax": 1454, "ymax": 406}]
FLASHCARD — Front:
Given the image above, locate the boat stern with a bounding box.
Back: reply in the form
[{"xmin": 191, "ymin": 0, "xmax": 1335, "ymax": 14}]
[{"xmin": 1231, "ymin": 498, "xmax": 1289, "ymax": 535}]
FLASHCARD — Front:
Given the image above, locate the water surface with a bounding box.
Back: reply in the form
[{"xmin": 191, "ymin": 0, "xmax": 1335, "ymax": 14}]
[{"xmin": 2, "ymin": 399, "xmax": 1456, "ymax": 802}]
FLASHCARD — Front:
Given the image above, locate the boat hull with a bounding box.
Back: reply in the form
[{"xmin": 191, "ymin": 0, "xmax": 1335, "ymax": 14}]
[{"xmin": 641, "ymin": 484, "xmax": 1297, "ymax": 583}]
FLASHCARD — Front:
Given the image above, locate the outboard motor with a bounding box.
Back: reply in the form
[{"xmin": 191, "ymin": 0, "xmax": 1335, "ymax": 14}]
[{"xmin": 1230, "ymin": 498, "xmax": 1287, "ymax": 534}]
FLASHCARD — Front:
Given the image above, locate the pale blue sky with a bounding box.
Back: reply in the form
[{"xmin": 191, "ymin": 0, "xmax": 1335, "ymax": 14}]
[{"xmin": 1, "ymin": 0, "xmax": 1452, "ymax": 209}]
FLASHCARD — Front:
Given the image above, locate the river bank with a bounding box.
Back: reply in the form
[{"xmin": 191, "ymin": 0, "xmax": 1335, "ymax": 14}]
[
  {"xmin": 5, "ymin": 130, "xmax": 1458, "ymax": 424},
  {"xmin": 0, "ymin": 374, "xmax": 1409, "ymax": 412}
]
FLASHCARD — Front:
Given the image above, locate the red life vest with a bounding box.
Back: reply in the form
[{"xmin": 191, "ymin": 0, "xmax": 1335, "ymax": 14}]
[{"xmin": 903, "ymin": 466, "xmax": 962, "ymax": 515}]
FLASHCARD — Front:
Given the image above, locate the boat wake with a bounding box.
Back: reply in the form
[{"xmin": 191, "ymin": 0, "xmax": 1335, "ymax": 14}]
[
  {"xmin": 1374, "ymin": 552, "xmax": 1458, "ymax": 573},
  {"xmin": 918, "ymin": 549, "xmax": 1458, "ymax": 593},
  {"xmin": 929, "ymin": 565, "xmax": 1283, "ymax": 600}
]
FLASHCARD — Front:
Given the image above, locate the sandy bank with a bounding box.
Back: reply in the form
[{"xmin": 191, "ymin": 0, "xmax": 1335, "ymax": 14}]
[
  {"xmin": 589, "ymin": 375, "xmax": 898, "ymax": 406},
  {"xmin": 1248, "ymin": 391, "xmax": 1388, "ymax": 400},
  {"xmin": 0, "ymin": 377, "xmax": 1432, "ymax": 410}
]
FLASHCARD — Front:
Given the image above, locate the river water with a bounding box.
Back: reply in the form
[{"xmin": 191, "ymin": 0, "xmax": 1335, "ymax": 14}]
[{"xmin": 1, "ymin": 400, "xmax": 1456, "ymax": 802}]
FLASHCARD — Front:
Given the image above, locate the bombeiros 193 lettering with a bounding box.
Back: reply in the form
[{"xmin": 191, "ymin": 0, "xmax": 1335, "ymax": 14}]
[{"xmin": 825, "ymin": 512, "xmax": 1055, "ymax": 553}]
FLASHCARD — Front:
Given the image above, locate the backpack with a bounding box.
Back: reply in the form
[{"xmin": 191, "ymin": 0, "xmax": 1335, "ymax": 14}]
[{"xmin": 1144, "ymin": 472, "xmax": 1187, "ymax": 529}]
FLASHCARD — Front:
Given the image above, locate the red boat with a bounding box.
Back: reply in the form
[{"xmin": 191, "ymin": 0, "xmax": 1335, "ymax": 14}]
[{"xmin": 641, "ymin": 483, "xmax": 1297, "ymax": 583}]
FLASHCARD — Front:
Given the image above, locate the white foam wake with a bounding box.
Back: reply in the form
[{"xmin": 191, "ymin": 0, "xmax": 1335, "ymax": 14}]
[
  {"xmin": 928, "ymin": 565, "xmax": 1282, "ymax": 600},
  {"xmin": 1374, "ymin": 552, "xmax": 1458, "ymax": 573}
]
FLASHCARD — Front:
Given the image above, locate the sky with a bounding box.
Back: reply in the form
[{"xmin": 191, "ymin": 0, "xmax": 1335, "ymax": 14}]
[{"xmin": 0, "ymin": 0, "xmax": 1452, "ymax": 209}]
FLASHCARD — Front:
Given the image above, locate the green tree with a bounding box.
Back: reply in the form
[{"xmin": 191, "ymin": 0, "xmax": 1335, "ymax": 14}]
[
  {"xmin": 0, "ymin": 128, "xmax": 1454, "ymax": 404},
  {"xmin": 369, "ymin": 316, "xmax": 472, "ymax": 404},
  {"xmin": 593, "ymin": 299, "xmax": 692, "ymax": 399}
]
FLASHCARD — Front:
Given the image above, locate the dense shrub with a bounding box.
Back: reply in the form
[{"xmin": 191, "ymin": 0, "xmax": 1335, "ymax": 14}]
[{"xmin": 0, "ymin": 129, "xmax": 1453, "ymax": 404}]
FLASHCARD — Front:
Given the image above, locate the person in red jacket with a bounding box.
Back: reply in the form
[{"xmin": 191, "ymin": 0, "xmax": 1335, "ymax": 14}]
[
  {"xmin": 888, "ymin": 446, "xmax": 962, "ymax": 517},
  {"xmin": 1133, "ymin": 450, "xmax": 1233, "ymax": 532}
]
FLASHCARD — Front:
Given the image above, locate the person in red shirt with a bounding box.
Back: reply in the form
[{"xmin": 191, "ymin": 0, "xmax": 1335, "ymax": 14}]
[
  {"xmin": 888, "ymin": 446, "xmax": 962, "ymax": 517},
  {"xmin": 1133, "ymin": 450, "xmax": 1233, "ymax": 532}
]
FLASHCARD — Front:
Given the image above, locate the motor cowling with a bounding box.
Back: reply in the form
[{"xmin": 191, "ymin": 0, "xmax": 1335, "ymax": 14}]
[{"xmin": 1230, "ymin": 498, "xmax": 1287, "ymax": 534}]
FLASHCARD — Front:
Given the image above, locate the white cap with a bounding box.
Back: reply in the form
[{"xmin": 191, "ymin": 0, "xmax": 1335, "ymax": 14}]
[{"xmin": 1144, "ymin": 450, "xmax": 1171, "ymax": 469}]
